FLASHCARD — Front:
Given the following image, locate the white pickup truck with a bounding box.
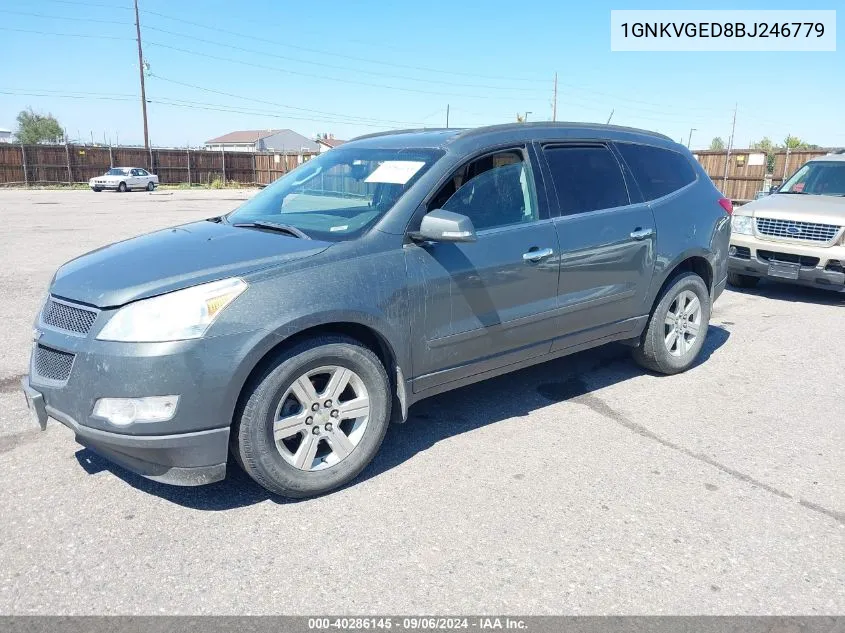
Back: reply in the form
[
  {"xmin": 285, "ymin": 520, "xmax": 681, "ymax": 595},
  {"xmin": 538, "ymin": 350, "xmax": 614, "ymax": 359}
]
[{"xmin": 89, "ymin": 167, "xmax": 159, "ymax": 192}]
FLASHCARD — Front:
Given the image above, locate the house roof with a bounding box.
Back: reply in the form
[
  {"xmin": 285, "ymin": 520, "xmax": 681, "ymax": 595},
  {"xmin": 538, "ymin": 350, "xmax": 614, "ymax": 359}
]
[
  {"xmin": 317, "ymin": 137, "xmax": 346, "ymax": 148},
  {"xmin": 205, "ymin": 129, "xmax": 281, "ymax": 144}
]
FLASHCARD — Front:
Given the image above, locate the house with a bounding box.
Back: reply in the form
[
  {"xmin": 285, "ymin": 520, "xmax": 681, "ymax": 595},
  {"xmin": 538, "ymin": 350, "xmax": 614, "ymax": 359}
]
[
  {"xmin": 0, "ymin": 128, "xmax": 12, "ymax": 144},
  {"xmin": 316, "ymin": 134, "xmax": 346, "ymax": 153},
  {"xmin": 204, "ymin": 129, "xmax": 319, "ymax": 153}
]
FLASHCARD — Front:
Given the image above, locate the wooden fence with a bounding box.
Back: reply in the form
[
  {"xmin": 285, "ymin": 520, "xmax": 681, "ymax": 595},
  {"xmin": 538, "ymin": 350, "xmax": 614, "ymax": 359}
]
[
  {"xmin": 0, "ymin": 142, "xmax": 838, "ymax": 202},
  {"xmin": 693, "ymin": 148, "xmax": 832, "ymax": 202},
  {"xmin": 0, "ymin": 143, "xmax": 319, "ymax": 186}
]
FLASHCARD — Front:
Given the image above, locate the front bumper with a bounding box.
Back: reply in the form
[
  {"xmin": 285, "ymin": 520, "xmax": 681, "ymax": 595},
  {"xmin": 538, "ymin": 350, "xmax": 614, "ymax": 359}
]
[
  {"xmin": 90, "ymin": 182, "xmax": 120, "ymax": 189},
  {"xmin": 23, "ymin": 376, "xmax": 229, "ymax": 485},
  {"xmin": 728, "ymin": 232, "xmax": 845, "ymax": 292},
  {"xmin": 23, "ymin": 307, "xmax": 264, "ymax": 486}
]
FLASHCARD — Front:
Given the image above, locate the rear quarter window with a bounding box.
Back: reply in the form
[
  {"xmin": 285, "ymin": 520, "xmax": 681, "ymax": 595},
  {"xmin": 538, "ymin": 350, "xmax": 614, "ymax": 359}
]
[{"xmin": 616, "ymin": 143, "xmax": 697, "ymax": 201}]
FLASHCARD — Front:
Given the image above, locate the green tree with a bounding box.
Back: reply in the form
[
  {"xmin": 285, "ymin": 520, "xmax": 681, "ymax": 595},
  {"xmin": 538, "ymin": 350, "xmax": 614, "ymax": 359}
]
[
  {"xmin": 709, "ymin": 137, "xmax": 725, "ymax": 150},
  {"xmin": 15, "ymin": 108, "xmax": 64, "ymax": 144},
  {"xmin": 751, "ymin": 137, "xmax": 777, "ymax": 172}
]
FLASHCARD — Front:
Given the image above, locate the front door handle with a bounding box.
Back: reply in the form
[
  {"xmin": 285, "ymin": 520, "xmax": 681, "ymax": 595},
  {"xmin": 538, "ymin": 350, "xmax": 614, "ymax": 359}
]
[
  {"xmin": 522, "ymin": 247, "xmax": 554, "ymax": 262},
  {"xmin": 630, "ymin": 227, "xmax": 654, "ymax": 241}
]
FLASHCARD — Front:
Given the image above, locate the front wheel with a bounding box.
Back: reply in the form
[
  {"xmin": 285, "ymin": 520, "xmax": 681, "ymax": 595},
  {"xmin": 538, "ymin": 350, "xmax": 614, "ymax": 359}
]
[
  {"xmin": 233, "ymin": 336, "xmax": 391, "ymax": 498},
  {"xmin": 117, "ymin": 181, "xmax": 127, "ymax": 193},
  {"xmin": 92, "ymin": 187, "xmax": 102, "ymax": 192},
  {"xmin": 632, "ymin": 272, "xmax": 711, "ymax": 375}
]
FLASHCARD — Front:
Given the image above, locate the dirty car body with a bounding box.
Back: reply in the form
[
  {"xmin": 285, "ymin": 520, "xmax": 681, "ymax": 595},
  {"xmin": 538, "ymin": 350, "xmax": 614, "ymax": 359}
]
[{"xmin": 23, "ymin": 123, "xmax": 731, "ymax": 497}]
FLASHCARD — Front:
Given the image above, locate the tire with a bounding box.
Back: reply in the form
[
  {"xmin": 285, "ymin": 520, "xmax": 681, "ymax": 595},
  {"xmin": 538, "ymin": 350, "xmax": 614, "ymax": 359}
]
[
  {"xmin": 146, "ymin": 181, "xmax": 155, "ymax": 191},
  {"xmin": 233, "ymin": 335, "xmax": 391, "ymax": 498},
  {"xmin": 632, "ymin": 272, "xmax": 711, "ymax": 375},
  {"xmin": 727, "ymin": 271, "xmax": 759, "ymax": 288},
  {"xmin": 117, "ymin": 181, "xmax": 127, "ymax": 193},
  {"xmin": 92, "ymin": 188, "xmax": 102, "ymax": 192}
]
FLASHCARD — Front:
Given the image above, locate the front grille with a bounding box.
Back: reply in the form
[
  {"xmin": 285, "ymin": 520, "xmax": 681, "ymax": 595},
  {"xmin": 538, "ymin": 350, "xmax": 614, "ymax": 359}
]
[
  {"xmin": 757, "ymin": 250, "xmax": 820, "ymax": 268},
  {"xmin": 41, "ymin": 298, "xmax": 97, "ymax": 335},
  {"xmin": 756, "ymin": 217, "xmax": 841, "ymax": 243},
  {"xmin": 33, "ymin": 345, "xmax": 75, "ymax": 382}
]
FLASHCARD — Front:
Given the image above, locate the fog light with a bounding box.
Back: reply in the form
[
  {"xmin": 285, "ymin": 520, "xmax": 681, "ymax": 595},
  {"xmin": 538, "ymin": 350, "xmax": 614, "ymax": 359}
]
[
  {"xmin": 729, "ymin": 245, "xmax": 737, "ymax": 256},
  {"xmin": 92, "ymin": 396, "xmax": 179, "ymax": 426}
]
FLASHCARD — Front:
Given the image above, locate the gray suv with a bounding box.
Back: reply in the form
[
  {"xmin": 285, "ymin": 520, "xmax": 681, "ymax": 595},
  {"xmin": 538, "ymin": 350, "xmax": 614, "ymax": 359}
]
[{"xmin": 22, "ymin": 123, "xmax": 731, "ymax": 498}]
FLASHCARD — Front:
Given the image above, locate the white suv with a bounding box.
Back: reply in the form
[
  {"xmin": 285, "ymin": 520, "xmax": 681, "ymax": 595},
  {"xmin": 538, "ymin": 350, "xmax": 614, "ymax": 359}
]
[
  {"xmin": 728, "ymin": 152, "xmax": 845, "ymax": 293},
  {"xmin": 89, "ymin": 167, "xmax": 159, "ymax": 192}
]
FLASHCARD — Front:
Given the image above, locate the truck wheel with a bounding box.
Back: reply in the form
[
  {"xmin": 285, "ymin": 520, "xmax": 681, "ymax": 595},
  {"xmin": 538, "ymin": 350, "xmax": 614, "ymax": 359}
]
[
  {"xmin": 632, "ymin": 272, "xmax": 711, "ymax": 375},
  {"xmin": 727, "ymin": 272, "xmax": 759, "ymax": 288},
  {"xmin": 117, "ymin": 182, "xmax": 127, "ymax": 193},
  {"xmin": 147, "ymin": 181, "xmax": 155, "ymax": 191},
  {"xmin": 232, "ymin": 336, "xmax": 391, "ymax": 498}
]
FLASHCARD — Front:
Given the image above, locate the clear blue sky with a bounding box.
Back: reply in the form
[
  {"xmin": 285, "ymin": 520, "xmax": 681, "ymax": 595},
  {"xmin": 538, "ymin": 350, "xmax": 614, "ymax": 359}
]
[{"xmin": 0, "ymin": 0, "xmax": 842, "ymax": 149}]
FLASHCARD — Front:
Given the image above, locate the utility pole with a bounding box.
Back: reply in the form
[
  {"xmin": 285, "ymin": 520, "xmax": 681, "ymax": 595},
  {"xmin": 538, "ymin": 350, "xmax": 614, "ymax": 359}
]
[
  {"xmin": 552, "ymin": 73, "xmax": 558, "ymax": 122},
  {"xmin": 524, "ymin": 111, "xmax": 532, "ymax": 122},
  {"xmin": 134, "ymin": 0, "xmax": 150, "ymax": 150},
  {"xmin": 446, "ymin": 104, "xmax": 450, "ymax": 128},
  {"xmin": 606, "ymin": 109, "xmax": 614, "ymax": 124},
  {"xmin": 722, "ymin": 103, "xmax": 737, "ymax": 191},
  {"xmin": 687, "ymin": 128, "xmax": 696, "ymax": 148}
]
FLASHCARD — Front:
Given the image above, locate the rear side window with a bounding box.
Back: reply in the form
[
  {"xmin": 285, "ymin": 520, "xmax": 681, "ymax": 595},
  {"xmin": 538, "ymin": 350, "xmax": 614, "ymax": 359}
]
[
  {"xmin": 542, "ymin": 145, "xmax": 629, "ymax": 215},
  {"xmin": 616, "ymin": 143, "xmax": 696, "ymax": 201}
]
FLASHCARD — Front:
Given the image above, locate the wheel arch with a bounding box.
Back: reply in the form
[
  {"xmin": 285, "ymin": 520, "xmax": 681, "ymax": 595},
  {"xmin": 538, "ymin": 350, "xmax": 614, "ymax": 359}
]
[
  {"xmin": 648, "ymin": 249, "xmax": 714, "ymax": 310},
  {"xmin": 226, "ymin": 315, "xmax": 407, "ymax": 434}
]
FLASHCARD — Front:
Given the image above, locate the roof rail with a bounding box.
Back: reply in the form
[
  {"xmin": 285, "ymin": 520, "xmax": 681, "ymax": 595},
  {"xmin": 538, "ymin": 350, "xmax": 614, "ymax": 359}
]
[
  {"xmin": 349, "ymin": 128, "xmax": 453, "ymax": 142},
  {"xmin": 451, "ymin": 121, "xmax": 674, "ymax": 143}
]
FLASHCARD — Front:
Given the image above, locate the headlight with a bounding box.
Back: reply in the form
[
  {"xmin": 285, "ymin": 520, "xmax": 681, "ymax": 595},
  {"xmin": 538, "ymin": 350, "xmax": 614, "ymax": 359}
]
[
  {"xmin": 731, "ymin": 215, "xmax": 754, "ymax": 235},
  {"xmin": 97, "ymin": 277, "xmax": 247, "ymax": 342}
]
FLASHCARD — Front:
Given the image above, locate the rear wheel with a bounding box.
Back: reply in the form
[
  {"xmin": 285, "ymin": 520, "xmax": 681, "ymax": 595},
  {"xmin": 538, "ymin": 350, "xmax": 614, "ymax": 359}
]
[
  {"xmin": 632, "ymin": 272, "xmax": 711, "ymax": 375},
  {"xmin": 146, "ymin": 181, "xmax": 155, "ymax": 191},
  {"xmin": 117, "ymin": 181, "xmax": 127, "ymax": 193},
  {"xmin": 727, "ymin": 271, "xmax": 759, "ymax": 288},
  {"xmin": 233, "ymin": 336, "xmax": 391, "ymax": 498}
]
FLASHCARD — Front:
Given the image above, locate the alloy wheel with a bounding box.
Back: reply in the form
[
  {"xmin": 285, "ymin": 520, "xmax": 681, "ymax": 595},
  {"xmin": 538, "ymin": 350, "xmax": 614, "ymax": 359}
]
[
  {"xmin": 663, "ymin": 290, "xmax": 702, "ymax": 357},
  {"xmin": 272, "ymin": 365, "xmax": 370, "ymax": 471}
]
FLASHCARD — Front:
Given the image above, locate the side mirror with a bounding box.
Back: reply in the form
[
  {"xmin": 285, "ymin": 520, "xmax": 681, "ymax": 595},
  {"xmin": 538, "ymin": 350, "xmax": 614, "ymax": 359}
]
[
  {"xmin": 769, "ymin": 185, "xmax": 779, "ymax": 193},
  {"xmin": 411, "ymin": 209, "xmax": 477, "ymax": 243}
]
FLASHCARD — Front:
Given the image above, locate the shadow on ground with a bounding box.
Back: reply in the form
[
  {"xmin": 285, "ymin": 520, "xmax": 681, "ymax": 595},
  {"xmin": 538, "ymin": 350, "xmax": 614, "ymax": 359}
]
[
  {"xmin": 726, "ymin": 280, "xmax": 845, "ymax": 306},
  {"xmin": 76, "ymin": 326, "xmax": 730, "ymax": 510}
]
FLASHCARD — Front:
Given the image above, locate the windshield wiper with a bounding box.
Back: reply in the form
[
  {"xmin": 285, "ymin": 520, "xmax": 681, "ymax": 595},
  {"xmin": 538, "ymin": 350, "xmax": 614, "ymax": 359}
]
[
  {"xmin": 779, "ymin": 190, "xmax": 809, "ymax": 194},
  {"xmin": 232, "ymin": 220, "xmax": 311, "ymax": 240}
]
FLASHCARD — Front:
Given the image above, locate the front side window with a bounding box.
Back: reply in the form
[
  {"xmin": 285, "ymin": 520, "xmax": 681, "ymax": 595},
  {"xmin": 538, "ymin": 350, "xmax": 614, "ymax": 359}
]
[
  {"xmin": 228, "ymin": 147, "xmax": 443, "ymax": 240},
  {"xmin": 616, "ymin": 143, "xmax": 696, "ymax": 201},
  {"xmin": 780, "ymin": 161, "xmax": 845, "ymax": 196},
  {"xmin": 543, "ymin": 145, "xmax": 629, "ymax": 215},
  {"xmin": 429, "ymin": 149, "xmax": 537, "ymax": 232}
]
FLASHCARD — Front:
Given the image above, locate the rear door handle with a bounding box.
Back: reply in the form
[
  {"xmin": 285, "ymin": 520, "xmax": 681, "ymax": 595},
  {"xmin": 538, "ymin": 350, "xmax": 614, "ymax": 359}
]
[
  {"xmin": 522, "ymin": 247, "xmax": 554, "ymax": 262},
  {"xmin": 630, "ymin": 228, "xmax": 654, "ymax": 241}
]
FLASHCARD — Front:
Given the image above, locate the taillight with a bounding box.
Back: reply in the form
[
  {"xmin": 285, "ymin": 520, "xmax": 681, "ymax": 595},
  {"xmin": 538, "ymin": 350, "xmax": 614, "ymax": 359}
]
[{"xmin": 718, "ymin": 197, "xmax": 733, "ymax": 215}]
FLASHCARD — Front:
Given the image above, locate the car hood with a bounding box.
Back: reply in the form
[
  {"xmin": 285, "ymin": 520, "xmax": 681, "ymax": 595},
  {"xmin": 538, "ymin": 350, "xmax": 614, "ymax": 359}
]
[
  {"xmin": 51, "ymin": 220, "xmax": 331, "ymax": 307},
  {"xmin": 739, "ymin": 193, "xmax": 845, "ymax": 223}
]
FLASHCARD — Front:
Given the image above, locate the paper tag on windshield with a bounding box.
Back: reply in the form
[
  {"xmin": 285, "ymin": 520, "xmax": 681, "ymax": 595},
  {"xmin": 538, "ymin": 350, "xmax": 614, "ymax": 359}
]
[{"xmin": 364, "ymin": 161, "xmax": 425, "ymax": 185}]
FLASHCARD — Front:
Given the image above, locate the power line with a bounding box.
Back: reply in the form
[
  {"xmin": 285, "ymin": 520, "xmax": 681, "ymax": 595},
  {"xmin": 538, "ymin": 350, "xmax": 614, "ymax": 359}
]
[
  {"xmin": 0, "ymin": 8, "xmax": 126, "ymax": 25},
  {"xmin": 147, "ymin": 74, "xmax": 438, "ymax": 126},
  {"xmin": 141, "ymin": 25, "xmax": 551, "ymax": 94},
  {"xmin": 143, "ymin": 40, "xmax": 551, "ymax": 103},
  {"xmin": 139, "ymin": 8, "xmax": 551, "ymax": 84},
  {"xmin": 0, "ymin": 26, "xmax": 132, "ymax": 40},
  {"xmin": 35, "ymin": 0, "xmax": 134, "ymax": 9}
]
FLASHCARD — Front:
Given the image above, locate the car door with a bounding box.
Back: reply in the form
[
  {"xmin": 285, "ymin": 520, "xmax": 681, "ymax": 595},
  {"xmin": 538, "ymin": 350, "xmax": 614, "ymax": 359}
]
[
  {"xmin": 405, "ymin": 146, "xmax": 561, "ymax": 393},
  {"xmin": 127, "ymin": 169, "xmax": 141, "ymax": 189},
  {"xmin": 537, "ymin": 141, "xmax": 656, "ymax": 350},
  {"xmin": 136, "ymin": 168, "xmax": 151, "ymax": 187}
]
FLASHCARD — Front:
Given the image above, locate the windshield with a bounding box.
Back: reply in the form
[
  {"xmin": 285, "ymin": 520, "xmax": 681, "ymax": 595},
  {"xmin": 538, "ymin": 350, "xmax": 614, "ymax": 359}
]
[
  {"xmin": 779, "ymin": 161, "xmax": 845, "ymax": 196},
  {"xmin": 107, "ymin": 168, "xmax": 129, "ymax": 176},
  {"xmin": 227, "ymin": 147, "xmax": 443, "ymax": 240}
]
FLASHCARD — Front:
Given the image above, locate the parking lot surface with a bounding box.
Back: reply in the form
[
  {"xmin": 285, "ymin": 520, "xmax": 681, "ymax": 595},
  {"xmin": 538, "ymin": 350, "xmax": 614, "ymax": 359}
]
[{"xmin": 0, "ymin": 189, "xmax": 842, "ymax": 614}]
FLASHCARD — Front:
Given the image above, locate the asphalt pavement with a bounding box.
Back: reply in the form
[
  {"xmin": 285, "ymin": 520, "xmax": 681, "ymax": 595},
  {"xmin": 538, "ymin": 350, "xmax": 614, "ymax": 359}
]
[{"xmin": 0, "ymin": 189, "xmax": 842, "ymax": 614}]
